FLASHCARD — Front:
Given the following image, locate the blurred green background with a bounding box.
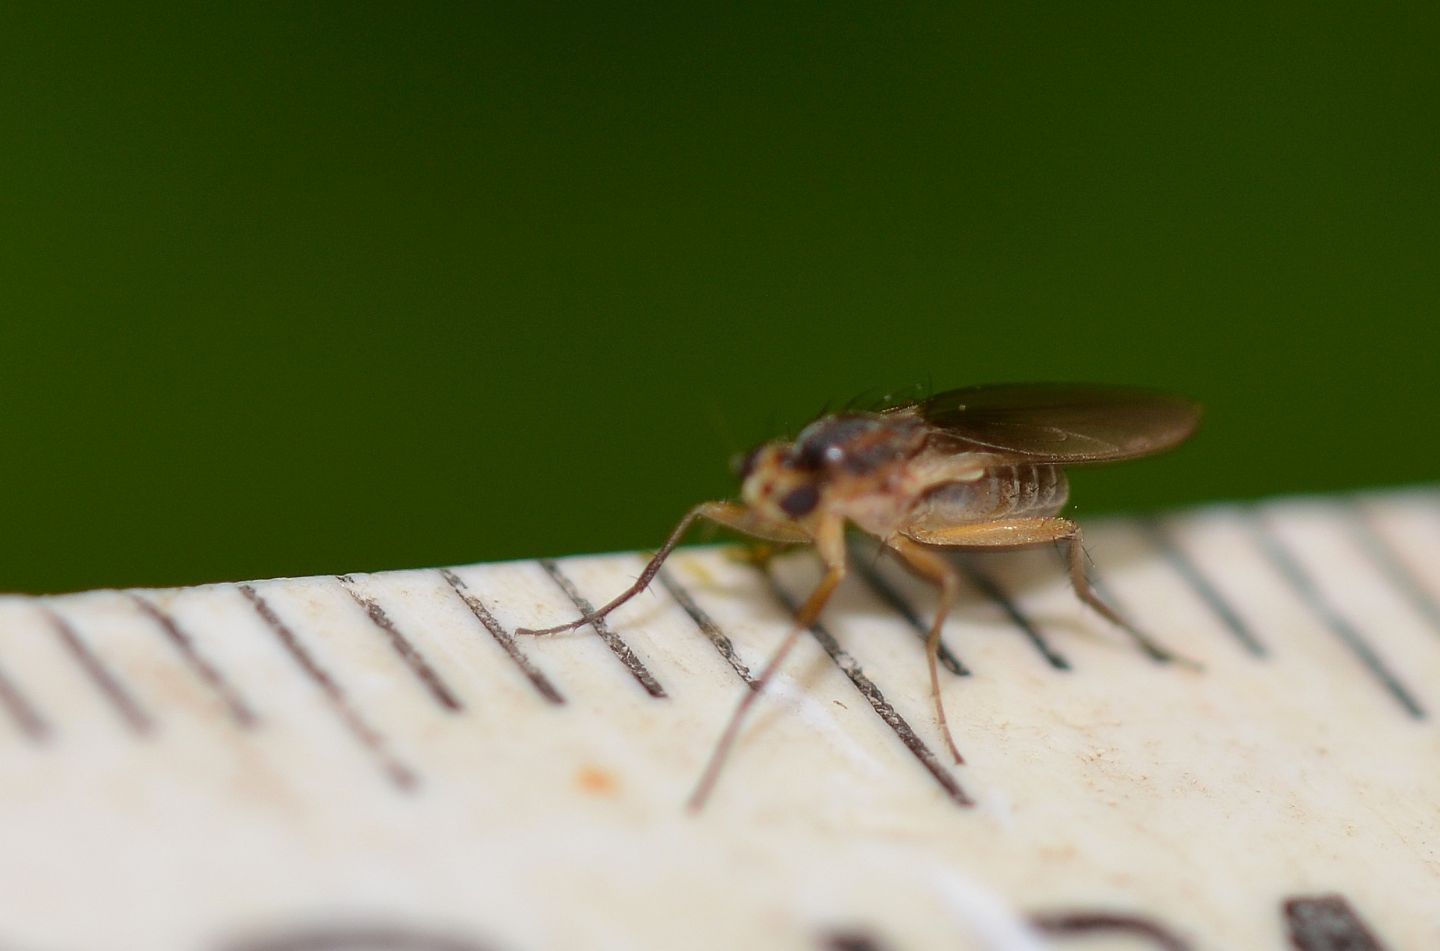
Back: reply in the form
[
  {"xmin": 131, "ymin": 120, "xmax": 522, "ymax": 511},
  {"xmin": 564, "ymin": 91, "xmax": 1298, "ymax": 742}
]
[{"xmin": 2, "ymin": 5, "xmax": 1436, "ymax": 594}]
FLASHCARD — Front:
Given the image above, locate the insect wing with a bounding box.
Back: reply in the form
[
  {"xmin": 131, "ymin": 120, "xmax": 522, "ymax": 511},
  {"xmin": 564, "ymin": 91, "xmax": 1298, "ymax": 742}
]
[{"xmin": 905, "ymin": 383, "xmax": 1201, "ymax": 464}]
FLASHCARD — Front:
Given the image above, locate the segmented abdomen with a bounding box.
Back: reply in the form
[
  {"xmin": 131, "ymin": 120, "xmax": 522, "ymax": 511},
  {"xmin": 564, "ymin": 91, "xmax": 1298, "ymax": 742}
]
[{"xmin": 915, "ymin": 464, "xmax": 1070, "ymax": 525}]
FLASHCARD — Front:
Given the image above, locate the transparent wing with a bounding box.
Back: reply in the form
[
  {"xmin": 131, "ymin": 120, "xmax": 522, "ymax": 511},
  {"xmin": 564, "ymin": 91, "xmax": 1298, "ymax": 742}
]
[{"xmin": 893, "ymin": 383, "xmax": 1202, "ymax": 464}]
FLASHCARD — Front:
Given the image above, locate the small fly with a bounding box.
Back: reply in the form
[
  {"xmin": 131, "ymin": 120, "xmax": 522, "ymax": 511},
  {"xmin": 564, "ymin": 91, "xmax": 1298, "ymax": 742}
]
[{"xmin": 520, "ymin": 382, "xmax": 1202, "ymax": 809}]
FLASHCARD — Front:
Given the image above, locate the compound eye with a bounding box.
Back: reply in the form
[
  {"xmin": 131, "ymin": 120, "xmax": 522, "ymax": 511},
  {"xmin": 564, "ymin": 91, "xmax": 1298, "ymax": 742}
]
[{"xmin": 778, "ymin": 484, "xmax": 820, "ymax": 518}]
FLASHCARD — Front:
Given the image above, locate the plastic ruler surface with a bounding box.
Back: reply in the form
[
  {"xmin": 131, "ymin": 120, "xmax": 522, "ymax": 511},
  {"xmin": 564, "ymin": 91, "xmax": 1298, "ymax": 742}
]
[{"xmin": 1, "ymin": 489, "xmax": 1438, "ymax": 951}]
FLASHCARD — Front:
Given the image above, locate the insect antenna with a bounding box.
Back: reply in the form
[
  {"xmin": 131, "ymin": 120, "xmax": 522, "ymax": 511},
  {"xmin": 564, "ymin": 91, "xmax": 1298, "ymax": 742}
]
[
  {"xmin": 705, "ymin": 400, "xmax": 742, "ymax": 461},
  {"xmin": 842, "ymin": 385, "xmax": 880, "ymax": 411}
]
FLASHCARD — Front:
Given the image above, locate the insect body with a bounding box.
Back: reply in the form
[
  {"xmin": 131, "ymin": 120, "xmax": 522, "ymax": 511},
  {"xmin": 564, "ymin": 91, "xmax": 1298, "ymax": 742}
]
[{"xmin": 520, "ymin": 383, "xmax": 1202, "ymax": 809}]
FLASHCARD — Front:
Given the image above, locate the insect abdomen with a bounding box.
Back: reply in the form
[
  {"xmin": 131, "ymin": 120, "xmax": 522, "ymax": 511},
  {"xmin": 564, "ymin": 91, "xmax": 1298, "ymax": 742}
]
[{"xmin": 915, "ymin": 464, "xmax": 1070, "ymax": 525}]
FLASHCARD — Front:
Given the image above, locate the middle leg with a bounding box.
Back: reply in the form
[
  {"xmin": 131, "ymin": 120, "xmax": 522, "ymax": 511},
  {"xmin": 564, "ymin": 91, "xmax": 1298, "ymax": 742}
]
[
  {"xmin": 687, "ymin": 513, "xmax": 848, "ymax": 811},
  {"xmin": 883, "ymin": 536, "xmax": 966, "ymax": 764}
]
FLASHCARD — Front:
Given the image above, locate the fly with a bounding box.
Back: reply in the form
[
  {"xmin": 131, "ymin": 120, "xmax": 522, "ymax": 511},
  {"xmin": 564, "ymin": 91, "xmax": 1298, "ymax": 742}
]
[{"xmin": 519, "ymin": 382, "xmax": 1203, "ymax": 809}]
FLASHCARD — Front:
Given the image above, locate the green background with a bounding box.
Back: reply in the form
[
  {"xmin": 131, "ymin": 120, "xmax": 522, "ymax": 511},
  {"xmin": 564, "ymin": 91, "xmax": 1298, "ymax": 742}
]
[{"xmin": 2, "ymin": 5, "xmax": 1436, "ymax": 594}]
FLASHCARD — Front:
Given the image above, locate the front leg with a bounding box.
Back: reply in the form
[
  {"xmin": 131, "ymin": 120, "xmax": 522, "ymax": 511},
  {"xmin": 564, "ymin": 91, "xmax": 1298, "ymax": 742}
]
[
  {"xmin": 902, "ymin": 517, "xmax": 1198, "ymax": 668},
  {"xmin": 519, "ymin": 501, "xmax": 809, "ymax": 637}
]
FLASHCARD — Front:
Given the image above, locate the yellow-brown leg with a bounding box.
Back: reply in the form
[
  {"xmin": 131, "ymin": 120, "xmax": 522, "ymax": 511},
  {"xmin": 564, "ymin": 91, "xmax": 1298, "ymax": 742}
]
[
  {"xmin": 519, "ymin": 500, "xmax": 810, "ymax": 637},
  {"xmin": 883, "ymin": 537, "xmax": 965, "ymax": 764},
  {"xmin": 902, "ymin": 517, "xmax": 1199, "ymax": 668},
  {"xmin": 687, "ymin": 514, "xmax": 847, "ymax": 811}
]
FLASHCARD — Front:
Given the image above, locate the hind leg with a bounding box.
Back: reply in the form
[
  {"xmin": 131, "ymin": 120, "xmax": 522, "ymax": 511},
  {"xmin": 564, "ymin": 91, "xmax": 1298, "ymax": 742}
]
[{"xmin": 901, "ymin": 518, "xmax": 1199, "ymax": 668}]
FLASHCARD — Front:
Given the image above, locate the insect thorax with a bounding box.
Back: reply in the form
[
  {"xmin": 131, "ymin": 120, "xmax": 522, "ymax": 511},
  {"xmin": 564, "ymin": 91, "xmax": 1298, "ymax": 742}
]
[{"xmin": 790, "ymin": 414, "xmax": 929, "ymax": 477}]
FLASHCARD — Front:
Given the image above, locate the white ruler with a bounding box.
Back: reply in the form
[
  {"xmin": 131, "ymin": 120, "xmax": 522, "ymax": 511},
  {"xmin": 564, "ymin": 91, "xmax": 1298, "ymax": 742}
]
[{"xmin": 1, "ymin": 489, "xmax": 1438, "ymax": 951}]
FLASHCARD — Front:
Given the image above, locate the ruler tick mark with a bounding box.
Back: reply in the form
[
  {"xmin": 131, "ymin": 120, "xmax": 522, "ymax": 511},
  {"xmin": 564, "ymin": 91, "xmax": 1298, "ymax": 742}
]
[
  {"xmin": 338, "ymin": 577, "xmax": 463, "ymax": 713},
  {"xmin": 1085, "ymin": 569, "xmax": 1189, "ymax": 665},
  {"xmin": 1251, "ymin": 520, "xmax": 1425, "ymax": 719},
  {"xmin": 239, "ymin": 585, "xmax": 418, "ymax": 791},
  {"xmin": 1030, "ymin": 910, "xmax": 1191, "ymax": 950},
  {"xmin": 959, "ymin": 563, "xmax": 1071, "ymax": 671},
  {"xmin": 0, "ymin": 654, "xmax": 49, "ymax": 742},
  {"xmin": 657, "ymin": 569, "xmax": 754, "ymax": 686},
  {"xmin": 1284, "ymin": 894, "xmax": 1387, "ymax": 951},
  {"xmin": 762, "ymin": 569, "xmax": 973, "ymax": 807},
  {"xmin": 538, "ymin": 560, "xmax": 667, "ymax": 699},
  {"xmin": 820, "ymin": 932, "xmax": 892, "ymax": 951},
  {"xmin": 1139, "ymin": 517, "xmax": 1266, "ymax": 656},
  {"xmin": 848, "ymin": 545, "xmax": 971, "ymax": 676},
  {"xmin": 130, "ymin": 593, "xmax": 259, "ymax": 727},
  {"xmin": 439, "ymin": 570, "xmax": 564, "ymax": 705},
  {"xmin": 41, "ymin": 606, "xmax": 153, "ymax": 735},
  {"xmin": 221, "ymin": 923, "xmax": 497, "ymax": 951},
  {"xmin": 1343, "ymin": 504, "xmax": 1440, "ymax": 636}
]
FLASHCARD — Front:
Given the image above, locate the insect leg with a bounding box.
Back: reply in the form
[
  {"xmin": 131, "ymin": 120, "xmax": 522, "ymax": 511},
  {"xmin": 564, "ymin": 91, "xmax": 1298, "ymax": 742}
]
[
  {"xmin": 1057, "ymin": 522, "xmax": 1201, "ymax": 669},
  {"xmin": 901, "ymin": 518, "xmax": 1199, "ymax": 669},
  {"xmin": 882, "ymin": 537, "xmax": 965, "ymax": 764},
  {"xmin": 518, "ymin": 501, "xmax": 809, "ymax": 637},
  {"xmin": 687, "ymin": 514, "xmax": 846, "ymax": 812}
]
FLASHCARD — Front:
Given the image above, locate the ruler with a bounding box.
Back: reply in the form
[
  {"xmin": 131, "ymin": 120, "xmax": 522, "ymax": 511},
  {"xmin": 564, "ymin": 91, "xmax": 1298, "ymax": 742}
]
[{"xmin": 1, "ymin": 489, "xmax": 1438, "ymax": 951}]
